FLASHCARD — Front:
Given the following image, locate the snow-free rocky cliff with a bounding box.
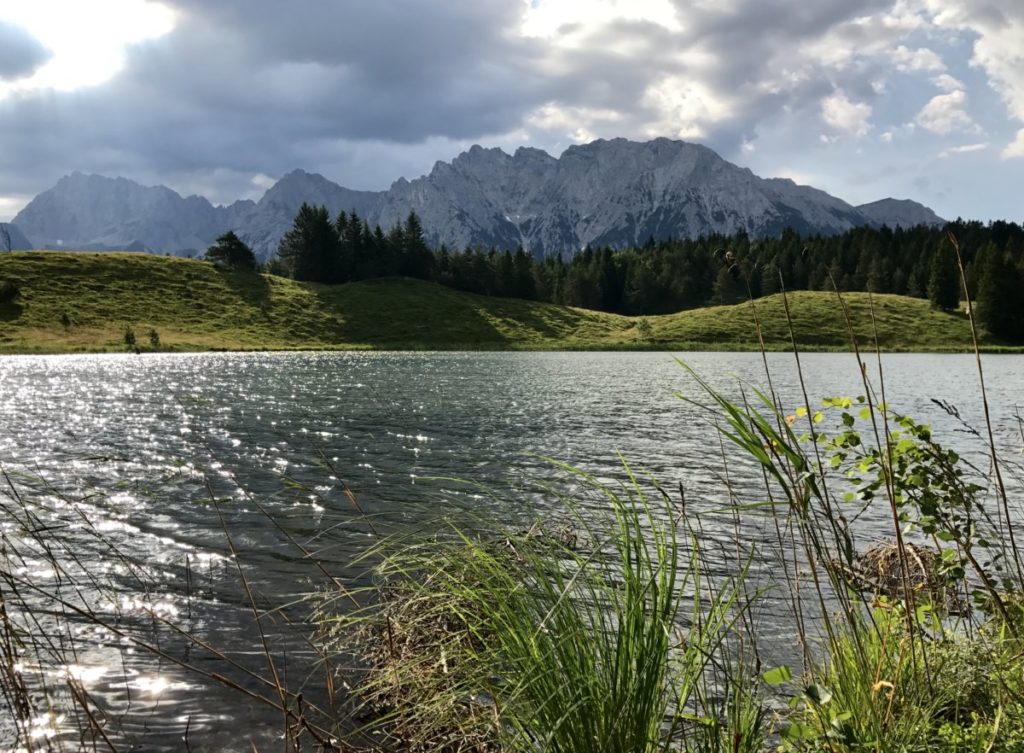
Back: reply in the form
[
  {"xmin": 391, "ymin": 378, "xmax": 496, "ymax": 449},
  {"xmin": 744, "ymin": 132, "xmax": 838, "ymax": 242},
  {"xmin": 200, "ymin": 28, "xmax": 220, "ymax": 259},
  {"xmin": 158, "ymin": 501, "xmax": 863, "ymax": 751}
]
[
  {"xmin": 13, "ymin": 138, "xmax": 945, "ymax": 260},
  {"xmin": 0, "ymin": 222, "xmax": 33, "ymax": 250}
]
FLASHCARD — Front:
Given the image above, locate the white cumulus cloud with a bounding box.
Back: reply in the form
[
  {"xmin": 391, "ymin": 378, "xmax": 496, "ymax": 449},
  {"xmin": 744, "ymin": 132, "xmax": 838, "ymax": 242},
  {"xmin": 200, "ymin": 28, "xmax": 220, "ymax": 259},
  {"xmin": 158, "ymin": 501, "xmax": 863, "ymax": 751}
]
[
  {"xmin": 822, "ymin": 89, "xmax": 872, "ymax": 137},
  {"xmin": 915, "ymin": 89, "xmax": 973, "ymax": 134},
  {"xmin": 1003, "ymin": 129, "xmax": 1024, "ymax": 159},
  {"xmin": 923, "ymin": 1, "xmax": 1024, "ymax": 121},
  {"xmin": 891, "ymin": 45, "xmax": 944, "ymax": 72},
  {"xmin": 932, "ymin": 73, "xmax": 963, "ymax": 92}
]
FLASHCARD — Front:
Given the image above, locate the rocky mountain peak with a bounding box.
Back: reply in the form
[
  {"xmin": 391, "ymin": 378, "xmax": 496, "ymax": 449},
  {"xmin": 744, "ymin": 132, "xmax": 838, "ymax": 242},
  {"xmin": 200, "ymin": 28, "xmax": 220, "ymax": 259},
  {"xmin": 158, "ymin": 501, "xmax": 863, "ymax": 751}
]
[
  {"xmin": 449, "ymin": 144, "xmax": 513, "ymax": 174},
  {"xmin": 513, "ymin": 146, "xmax": 555, "ymax": 163},
  {"xmin": 260, "ymin": 169, "xmax": 334, "ymax": 201},
  {"xmin": 12, "ymin": 137, "xmax": 946, "ymax": 259},
  {"xmin": 856, "ymin": 198, "xmax": 945, "ymax": 228}
]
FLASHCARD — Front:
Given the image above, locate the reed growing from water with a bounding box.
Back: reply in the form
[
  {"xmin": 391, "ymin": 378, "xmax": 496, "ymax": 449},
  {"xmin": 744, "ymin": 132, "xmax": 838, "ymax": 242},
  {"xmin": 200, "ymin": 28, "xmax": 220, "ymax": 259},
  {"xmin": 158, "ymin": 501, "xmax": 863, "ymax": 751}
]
[{"xmin": 324, "ymin": 466, "xmax": 765, "ymax": 752}]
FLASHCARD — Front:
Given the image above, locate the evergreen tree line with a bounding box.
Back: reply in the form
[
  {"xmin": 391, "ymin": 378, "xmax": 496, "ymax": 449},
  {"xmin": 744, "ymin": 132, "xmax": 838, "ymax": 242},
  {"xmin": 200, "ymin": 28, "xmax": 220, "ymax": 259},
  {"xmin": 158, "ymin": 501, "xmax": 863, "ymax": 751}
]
[
  {"xmin": 270, "ymin": 203, "xmax": 432, "ymax": 284},
  {"xmin": 269, "ymin": 203, "xmax": 1024, "ymax": 340}
]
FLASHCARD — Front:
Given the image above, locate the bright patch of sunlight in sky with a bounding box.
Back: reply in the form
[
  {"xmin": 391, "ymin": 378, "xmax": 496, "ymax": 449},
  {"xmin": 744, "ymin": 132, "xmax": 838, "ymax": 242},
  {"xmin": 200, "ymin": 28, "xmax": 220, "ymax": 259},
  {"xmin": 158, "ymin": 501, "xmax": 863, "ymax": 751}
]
[{"xmin": 0, "ymin": 0, "xmax": 175, "ymax": 99}]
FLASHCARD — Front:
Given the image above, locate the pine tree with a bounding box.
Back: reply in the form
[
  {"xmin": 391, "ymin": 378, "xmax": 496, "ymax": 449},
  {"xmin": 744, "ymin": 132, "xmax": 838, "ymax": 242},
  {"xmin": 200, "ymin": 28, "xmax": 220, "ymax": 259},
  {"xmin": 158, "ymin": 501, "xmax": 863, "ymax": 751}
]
[
  {"xmin": 512, "ymin": 248, "xmax": 536, "ymax": 300},
  {"xmin": 976, "ymin": 250, "xmax": 1024, "ymax": 340},
  {"xmin": 205, "ymin": 231, "xmax": 257, "ymax": 270},
  {"xmin": 712, "ymin": 265, "xmax": 742, "ymax": 305},
  {"xmin": 277, "ymin": 203, "xmax": 341, "ymax": 282},
  {"xmin": 927, "ymin": 243, "xmax": 960, "ymax": 310},
  {"xmin": 760, "ymin": 262, "xmax": 780, "ymax": 296},
  {"xmin": 495, "ymin": 251, "xmax": 515, "ymax": 297},
  {"xmin": 338, "ymin": 210, "xmax": 363, "ymax": 280},
  {"xmin": 399, "ymin": 211, "xmax": 432, "ymax": 279}
]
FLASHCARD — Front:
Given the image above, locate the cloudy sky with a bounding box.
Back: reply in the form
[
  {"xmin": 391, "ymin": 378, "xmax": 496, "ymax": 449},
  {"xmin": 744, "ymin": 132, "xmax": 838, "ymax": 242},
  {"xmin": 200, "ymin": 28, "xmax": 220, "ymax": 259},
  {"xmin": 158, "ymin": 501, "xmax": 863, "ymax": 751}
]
[{"xmin": 0, "ymin": 0, "xmax": 1021, "ymax": 223}]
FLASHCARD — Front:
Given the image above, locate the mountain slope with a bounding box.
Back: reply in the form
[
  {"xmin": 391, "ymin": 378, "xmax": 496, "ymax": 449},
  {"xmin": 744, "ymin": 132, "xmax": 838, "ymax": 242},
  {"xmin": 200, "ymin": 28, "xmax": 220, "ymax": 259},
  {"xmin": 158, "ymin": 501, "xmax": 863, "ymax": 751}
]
[
  {"xmin": 0, "ymin": 222, "xmax": 33, "ymax": 250},
  {"xmin": 855, "ymin": 198, "xmax": 945, "ymax": 229},
  {"xmin": 13, "ymin": 139, "xmax": 946, "ymax": 259},
  {"xmin": 12, "ymin": 172, "xmax": 241, "ymax": 254},
  {"xmin": 378, "ymin": 139, "xmax": 877, "ymax": 254}
]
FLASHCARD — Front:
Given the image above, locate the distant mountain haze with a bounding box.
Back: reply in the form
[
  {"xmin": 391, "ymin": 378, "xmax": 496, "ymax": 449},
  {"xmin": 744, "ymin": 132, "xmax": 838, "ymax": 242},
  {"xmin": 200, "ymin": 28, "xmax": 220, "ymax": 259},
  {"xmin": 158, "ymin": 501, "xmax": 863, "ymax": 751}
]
[
  {"xmin": 12, "ymin": 138, "xmax": 945, "ymax": 259},
  {"xmin": 0, "ymin": 222, "xmax": 33, "ymax": 250},
  {"xmin": 853, "ymin": 198, "xmax": 948, "ymax": 229}
]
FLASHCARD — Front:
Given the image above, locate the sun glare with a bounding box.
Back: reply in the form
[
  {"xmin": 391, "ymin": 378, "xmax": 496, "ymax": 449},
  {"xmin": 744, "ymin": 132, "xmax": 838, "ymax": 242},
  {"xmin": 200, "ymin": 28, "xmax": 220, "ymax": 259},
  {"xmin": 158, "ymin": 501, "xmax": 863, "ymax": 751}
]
[{"xmin": 0, "ymin": 0, "xmax": 175, "ymax": 98}]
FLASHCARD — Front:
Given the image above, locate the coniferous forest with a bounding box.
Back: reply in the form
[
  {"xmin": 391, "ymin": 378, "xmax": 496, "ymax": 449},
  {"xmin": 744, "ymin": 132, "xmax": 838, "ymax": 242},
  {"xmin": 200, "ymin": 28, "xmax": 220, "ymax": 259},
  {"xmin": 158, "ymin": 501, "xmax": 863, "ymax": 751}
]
[{"xmin": 268, "ymin": 202, "xmax": 1024, "ymax": 339}]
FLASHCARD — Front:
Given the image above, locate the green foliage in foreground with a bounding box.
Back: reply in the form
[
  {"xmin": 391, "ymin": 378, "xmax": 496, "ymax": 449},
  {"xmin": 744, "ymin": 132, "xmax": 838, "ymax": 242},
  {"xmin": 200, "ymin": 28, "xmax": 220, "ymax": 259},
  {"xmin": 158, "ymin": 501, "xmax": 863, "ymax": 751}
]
[
  {"xmin": 686, "ymin": 366, "xmax": 1024, "ymax": 753},
  {"xmin": 770, "ymin": 604, "xmax": 1024, "ymax": 753},
  {"xmin": 0, "ymin": 251, "xmax": 1015, "ymax": 353}
]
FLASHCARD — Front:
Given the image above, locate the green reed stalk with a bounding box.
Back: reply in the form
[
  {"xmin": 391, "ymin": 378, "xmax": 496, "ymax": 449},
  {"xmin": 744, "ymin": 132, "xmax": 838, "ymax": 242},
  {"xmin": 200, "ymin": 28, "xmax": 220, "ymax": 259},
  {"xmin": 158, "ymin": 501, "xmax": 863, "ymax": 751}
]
[{"xmin": 337, "ymin": 463, "xmax": 760, "ymax": 753}]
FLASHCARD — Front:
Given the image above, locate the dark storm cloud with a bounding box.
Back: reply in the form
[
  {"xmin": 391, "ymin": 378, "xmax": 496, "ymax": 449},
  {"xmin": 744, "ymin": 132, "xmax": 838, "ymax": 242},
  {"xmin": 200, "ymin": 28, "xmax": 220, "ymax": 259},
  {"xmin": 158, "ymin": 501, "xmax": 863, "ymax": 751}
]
[
  {"xmin": 0, "ymin": 0, "xmax": 885, "ymax": 193},
  {"xmin": 128, "ymin": 0, "xmax": 552, "ymax": 142},
  {"xmin": 0, "ymin": 21, "xmax": 51, "ymax": 80}
]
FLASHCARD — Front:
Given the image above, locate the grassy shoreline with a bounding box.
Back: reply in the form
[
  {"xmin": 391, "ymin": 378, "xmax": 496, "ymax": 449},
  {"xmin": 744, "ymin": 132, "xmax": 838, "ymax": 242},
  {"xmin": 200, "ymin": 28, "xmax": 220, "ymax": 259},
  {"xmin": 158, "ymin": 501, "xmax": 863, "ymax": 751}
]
[{"xmin": 1, "ymin": 250, "xmax": 1021, "ymax": 355}]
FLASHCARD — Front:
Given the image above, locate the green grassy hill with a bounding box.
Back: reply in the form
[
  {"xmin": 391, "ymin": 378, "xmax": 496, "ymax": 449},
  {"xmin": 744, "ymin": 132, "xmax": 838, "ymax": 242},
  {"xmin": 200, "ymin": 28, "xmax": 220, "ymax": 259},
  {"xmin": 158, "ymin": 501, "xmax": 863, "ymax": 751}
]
[{"xmin": 0, "ymin": 251, "xmax": 1007, "ymax": 353}]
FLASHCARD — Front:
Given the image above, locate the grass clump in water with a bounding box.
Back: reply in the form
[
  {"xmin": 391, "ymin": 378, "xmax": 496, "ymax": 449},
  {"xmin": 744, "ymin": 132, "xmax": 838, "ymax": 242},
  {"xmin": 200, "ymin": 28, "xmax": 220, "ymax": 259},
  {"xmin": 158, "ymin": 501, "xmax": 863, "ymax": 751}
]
[{"xmin": 329, "ymin": 470, "xmax": 764, "ymax": 753}]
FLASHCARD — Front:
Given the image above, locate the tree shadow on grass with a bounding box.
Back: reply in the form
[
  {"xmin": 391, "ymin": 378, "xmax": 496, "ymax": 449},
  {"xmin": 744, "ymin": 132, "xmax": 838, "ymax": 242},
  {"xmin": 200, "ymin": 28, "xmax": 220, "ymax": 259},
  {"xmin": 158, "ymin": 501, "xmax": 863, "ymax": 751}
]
[
  {"xmin": 0, "ymin": 300, "xmax": 23, "ymax": 321},
  {"xmin": 492, "ymin": 299, "xmax": 588, "ymax": 340},
  {"xmin": 310, "ymin": 279, "xmax": 515, "ymax": 348},
  {"xmin": 215, "ymin": 268, "xmax": 272, "ymax": 308}
]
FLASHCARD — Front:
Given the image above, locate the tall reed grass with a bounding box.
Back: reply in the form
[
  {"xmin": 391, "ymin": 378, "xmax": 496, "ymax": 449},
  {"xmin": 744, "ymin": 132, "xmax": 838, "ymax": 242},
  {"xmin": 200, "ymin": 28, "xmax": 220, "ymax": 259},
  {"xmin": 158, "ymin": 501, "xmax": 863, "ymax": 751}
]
[{"xmin": 324, "ymin": 467, "xmax": 764, "ymax": 752}]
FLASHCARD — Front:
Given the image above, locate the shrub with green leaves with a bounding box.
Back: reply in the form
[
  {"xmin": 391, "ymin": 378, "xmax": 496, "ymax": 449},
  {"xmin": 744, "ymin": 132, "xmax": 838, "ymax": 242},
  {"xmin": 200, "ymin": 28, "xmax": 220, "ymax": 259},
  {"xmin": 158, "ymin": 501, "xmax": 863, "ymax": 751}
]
[
  {"xmin": 773, "ymin": 606, "xmax": 950, "ymax": 752},
  {"xmin": 800, "ymin": 395, "xmax": 1022, "ymax": 626}
]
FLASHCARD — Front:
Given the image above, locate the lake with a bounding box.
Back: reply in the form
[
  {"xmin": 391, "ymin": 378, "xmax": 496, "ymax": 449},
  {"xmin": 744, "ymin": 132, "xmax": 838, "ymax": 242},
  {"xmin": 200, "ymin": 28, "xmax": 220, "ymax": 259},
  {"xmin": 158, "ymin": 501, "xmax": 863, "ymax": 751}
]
[{"xmin": 1, "ymin": 351, "xmax": 1022, "ymax": 750}]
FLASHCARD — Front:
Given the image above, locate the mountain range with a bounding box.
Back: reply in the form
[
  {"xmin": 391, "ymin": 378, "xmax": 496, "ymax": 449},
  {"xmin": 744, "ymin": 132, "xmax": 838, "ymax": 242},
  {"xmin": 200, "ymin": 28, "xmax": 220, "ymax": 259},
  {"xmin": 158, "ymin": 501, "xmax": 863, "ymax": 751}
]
[{"xmin": 10, "ymin": 138, "xmax": 945, "ymax": 260}]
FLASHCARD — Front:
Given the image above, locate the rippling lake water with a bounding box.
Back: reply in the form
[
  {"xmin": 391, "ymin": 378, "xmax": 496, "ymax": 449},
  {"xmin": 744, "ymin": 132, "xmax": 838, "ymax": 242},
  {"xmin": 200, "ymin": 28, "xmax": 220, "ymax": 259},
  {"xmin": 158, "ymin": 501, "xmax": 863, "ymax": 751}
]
[{"xmin": 2, "ymin": 351, "xmax": 1022, "ymax": 750}]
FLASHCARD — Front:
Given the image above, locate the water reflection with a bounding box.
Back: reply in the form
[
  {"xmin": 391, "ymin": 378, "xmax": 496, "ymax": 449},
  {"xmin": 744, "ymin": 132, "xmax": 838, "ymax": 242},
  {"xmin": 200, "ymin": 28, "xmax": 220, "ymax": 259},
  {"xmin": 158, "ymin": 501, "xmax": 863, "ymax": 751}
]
[{"xmin": 0, "ymin": 351, "xmax": 1022, "ymax": 750}]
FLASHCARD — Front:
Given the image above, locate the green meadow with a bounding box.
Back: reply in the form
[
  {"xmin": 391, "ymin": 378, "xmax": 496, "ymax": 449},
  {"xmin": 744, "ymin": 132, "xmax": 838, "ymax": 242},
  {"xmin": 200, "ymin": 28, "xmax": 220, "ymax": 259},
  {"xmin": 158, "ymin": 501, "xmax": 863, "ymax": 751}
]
[{"xmin": 0, "ymin": 250, "xmax": 1009, "ymax": 353}]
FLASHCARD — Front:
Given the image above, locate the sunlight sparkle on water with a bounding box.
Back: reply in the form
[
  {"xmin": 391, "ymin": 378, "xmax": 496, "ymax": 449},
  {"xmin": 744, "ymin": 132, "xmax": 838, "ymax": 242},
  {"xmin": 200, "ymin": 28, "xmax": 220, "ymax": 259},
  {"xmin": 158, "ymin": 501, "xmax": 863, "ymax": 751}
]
[
  {"xmin": 60, "ymin": 663, "xmax": 108, "ymax": 686},
  {"xmin": 28, "ymin": 711, "xmax": 64, "ymax": 740},
  {"xmin": 133, "ymin": 675, "xmax": 171, "ymax": 695},
  {"xmin": 120, "ymin": 595, "xmax": 180, "ymax": 618}
]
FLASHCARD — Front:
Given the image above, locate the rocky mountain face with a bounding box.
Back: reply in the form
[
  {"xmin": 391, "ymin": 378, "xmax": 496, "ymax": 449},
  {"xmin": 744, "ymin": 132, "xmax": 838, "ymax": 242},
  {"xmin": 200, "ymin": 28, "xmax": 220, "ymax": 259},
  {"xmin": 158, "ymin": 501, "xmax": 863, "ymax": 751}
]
[
  {"xmin": 0, "ymin": 222, "xmax": 33, "ymax": 250},
  {"xmin": 13, "ymin": 172, "xmax": 242, "ymax": 254},
  {"xmin": 386, "ymin": 139, "xmax": 882, "ymax": 253},
  {"xmin": 13, "ymin": 139, "xmax": 945, "ymax": 260},
  {"xmin": 854, "ymin": 198, "xmax": 945, "ymax": 228}
]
